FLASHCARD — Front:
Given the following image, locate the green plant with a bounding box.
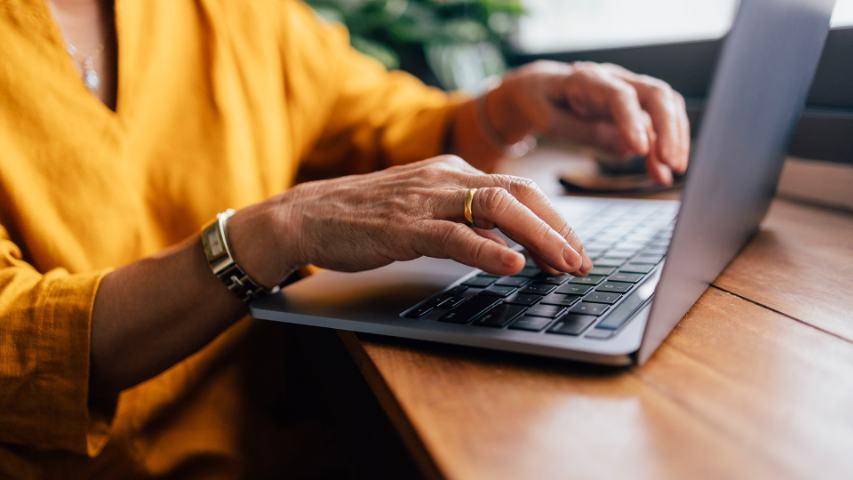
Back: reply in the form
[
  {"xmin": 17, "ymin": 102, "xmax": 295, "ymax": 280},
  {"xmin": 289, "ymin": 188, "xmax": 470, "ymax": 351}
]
[{"xmin": 306, "ymin": 0, "xmax": 525, "ymax": 92}]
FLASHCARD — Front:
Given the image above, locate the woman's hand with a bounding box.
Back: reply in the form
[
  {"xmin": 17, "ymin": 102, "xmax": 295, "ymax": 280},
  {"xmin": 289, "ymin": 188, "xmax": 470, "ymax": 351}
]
[
  {"xmin": 485, "ymin": 61, "xmax": 691, "ymax": 185},
  {"xmin": 229, "ymin": 156, "xmax": 593, "ymax": 287}
]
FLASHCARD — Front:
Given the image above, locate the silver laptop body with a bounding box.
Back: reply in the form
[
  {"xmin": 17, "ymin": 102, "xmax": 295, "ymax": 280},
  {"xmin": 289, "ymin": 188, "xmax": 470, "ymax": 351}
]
[{"xmin": 252, "ymin": 0, "xmax": 836, "ymax": 365}]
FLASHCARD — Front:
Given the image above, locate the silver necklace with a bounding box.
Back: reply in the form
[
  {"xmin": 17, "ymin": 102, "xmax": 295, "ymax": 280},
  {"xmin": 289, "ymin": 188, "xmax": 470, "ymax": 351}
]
[{"xmin": 66, "ymin": 41, "xmax": 103, "ymax": 93}]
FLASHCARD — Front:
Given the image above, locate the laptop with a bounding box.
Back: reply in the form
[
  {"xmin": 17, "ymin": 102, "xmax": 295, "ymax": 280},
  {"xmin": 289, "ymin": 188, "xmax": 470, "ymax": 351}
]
[{"xmin": 252, "ymin": 0, "xmax": 837, "ymax": 366}]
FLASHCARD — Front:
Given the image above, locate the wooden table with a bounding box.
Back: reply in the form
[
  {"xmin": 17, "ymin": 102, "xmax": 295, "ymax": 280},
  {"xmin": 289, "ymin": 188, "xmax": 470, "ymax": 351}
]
[{"xmin": 340, "ymin": 147, "xmax": 853, "ymax": 479}]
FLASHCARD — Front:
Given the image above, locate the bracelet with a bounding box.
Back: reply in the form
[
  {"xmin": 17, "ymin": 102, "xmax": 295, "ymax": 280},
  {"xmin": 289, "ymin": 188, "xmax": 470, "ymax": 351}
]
[
  {"xmin": 201, "ymin": 209, "xmax": 289, "ymax": 303},
  {"xmin": 475, "ymin": 90, "xmax": 537, "ymax": 159}
]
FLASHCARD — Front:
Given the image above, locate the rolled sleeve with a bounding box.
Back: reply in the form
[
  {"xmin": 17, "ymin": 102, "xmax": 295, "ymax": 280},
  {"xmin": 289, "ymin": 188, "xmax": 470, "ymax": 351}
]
[
  {"xmin": 0, "ymin": 230, "xmax": 113, "ymax": 456},
  {"xmin": 285, "ymin": 1, "xmax": 470, "ymax": 179}
]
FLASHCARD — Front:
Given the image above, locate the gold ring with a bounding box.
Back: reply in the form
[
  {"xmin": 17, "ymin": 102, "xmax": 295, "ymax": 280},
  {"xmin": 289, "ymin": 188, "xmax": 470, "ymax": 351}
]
[{"xmin": 464, "ymin": 188, "xmax": 477, "ymax": 226}]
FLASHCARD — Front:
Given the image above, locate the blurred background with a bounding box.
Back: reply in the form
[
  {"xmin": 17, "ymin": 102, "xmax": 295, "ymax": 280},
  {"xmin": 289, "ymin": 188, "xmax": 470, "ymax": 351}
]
[{"xmin": 307, "ymin": 0, "xmax": 852, "ymax": 201}]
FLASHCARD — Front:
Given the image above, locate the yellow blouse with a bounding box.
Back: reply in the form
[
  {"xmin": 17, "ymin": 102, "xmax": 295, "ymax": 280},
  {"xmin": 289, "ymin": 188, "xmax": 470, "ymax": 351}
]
[{"xmin": 0, "ymin": 0, "xmax": 460, "ymax": 476}]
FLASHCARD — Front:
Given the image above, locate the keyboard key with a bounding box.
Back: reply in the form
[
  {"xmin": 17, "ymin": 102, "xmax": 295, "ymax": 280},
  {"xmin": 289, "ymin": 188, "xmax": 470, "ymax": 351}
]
[
  {"xmin": 515, "ymin": 266, "xmax": 541, "ymax": 277},
  {"xmin": 504, "ymin": 293, "xmax": 542, "ymax": 306},
  {"xmin": 474, "ymin": 304, "xmax": 527, "ymax": 328},
  {"xmin": 482, "ymin": 285, "xmax": 517, "ymax": 297},
  {"xmin": 536, "ymin": 274, "xmax": 573, "ymax": 285},
  {"xmin": 585, "ymin": 292, "xmax": 622, "ymax": 305},
  {"xmin": 620, "ymin": 263, "xmax": 655, "ymax": 274},
  {"xmin": 521, "ymin": 282, "xmax": 557, "ymax": 295},
  {"xmin": 526, "ymin": 304, "xmax": 566, "ymax": 318},
  {"xmin": 596, "ymin": 310, "xmax": 635, "ymax": 330},
  {"xmin": 568, "ymin": 275, "xmax": 605, "ymax": 286},
  {"xmin": 509, "ymin": 315, "xmax": 553, "ymax": 332},
  {"xmin": 556, "ymin": 283, "xmax": 593, "ymax": 295},
  {"xmin": 619, "ymin": 242, "xmax": 646, "ymax": 251},
  {"xmin": 587, "ymin": 241, "xmax": 614, "ymax": 250},
  {"xmin": 442, "ymin": 293, "xmax": 473, "ymax": 309},
  {"xmin": 571, "ymin": 302, "xmax": 609, "ymax": 316},
  {"xmin": 594, "ymin": 257, "xmax": 626, "ymax": 267},
  {"xmin": 548, "ymin": 314, "xmax": 597, "ymax": 336},
  {"xmin": 462, "ymin": 275, "xmax": 496, "ymax": 288},
  {"xmin": 606, "ymin": 248, "xmax": 639, "ymax": 258},
  {"xmin": 439, "ymin": 295, "xmax": 501, "ymax": 324},
  {"xmin": 608, "ymin": 272, "xmax": 644, "ymax": 283},
  {"xmin": 632, "ymin": 254, "xmax": 664, "ymax": 265},
  {"xmin": 597, "ymin": 282, "xmax": 633, "ymax": 294},
  {"xmin": 404, "ymin": 286, "xmax": 469, "ymax": 318},
  {"xmin": 585, "ymin": 328, "xmax": 614, "ymax": 339},
  {"xmin": 590, "ymin": 266, "xmax": 616, "ymax": 276},
  {"xmin": 433, "ymin": 286, "xmax": 468, "ymax": 307},
  {"xmin": 540, "ymin": 293, "xmax": 582, "ymax": 307},
  {"xmin": 495, "ymin": 276, "xmax": 529, "ymax": 288},
  {"xmin": 404, "ymin": 303, "xmax": 435, "ymax": 319},
  {"xmin": 643, "ymin": 246, "xmax": 668, "ymax": 255}
]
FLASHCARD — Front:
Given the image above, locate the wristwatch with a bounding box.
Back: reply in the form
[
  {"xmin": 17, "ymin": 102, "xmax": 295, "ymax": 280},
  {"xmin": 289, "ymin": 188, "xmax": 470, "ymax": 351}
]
[{"xmin": 201, "ymin": 209, "xmax": 290, "ymax": 302}]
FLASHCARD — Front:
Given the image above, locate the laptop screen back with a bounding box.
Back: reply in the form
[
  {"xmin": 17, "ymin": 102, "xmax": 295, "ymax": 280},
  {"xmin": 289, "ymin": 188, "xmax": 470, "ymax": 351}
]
[{"xmin": 638, "ymin": 0, "xmax": 837, "ymax": 364}]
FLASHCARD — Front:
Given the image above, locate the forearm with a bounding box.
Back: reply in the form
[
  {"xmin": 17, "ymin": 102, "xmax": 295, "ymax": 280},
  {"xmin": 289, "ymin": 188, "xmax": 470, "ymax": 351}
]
[
  {"xmin": 90, "ymin": 201, "xmax": 289, "ymax": 399},
  {"xmin": 91, "ymin": 236, "xmax": 243, "ymax": 398}
]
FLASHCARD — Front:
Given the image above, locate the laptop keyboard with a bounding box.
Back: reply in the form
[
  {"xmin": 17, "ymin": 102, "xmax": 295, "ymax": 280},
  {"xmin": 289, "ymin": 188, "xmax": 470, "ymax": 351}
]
[{"xmin": 400, "ymin": 203, "xmax": 679, "ymax": 340}]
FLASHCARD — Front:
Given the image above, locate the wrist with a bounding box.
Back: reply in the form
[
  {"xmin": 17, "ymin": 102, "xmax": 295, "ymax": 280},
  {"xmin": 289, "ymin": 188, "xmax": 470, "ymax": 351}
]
[
  {"xmin": 484, "ymin": 78, "xmax": 536, "ymax": 144},
  {"xmin": 227, "ymin": 198, "xmax": 303, "ymax": 289}
]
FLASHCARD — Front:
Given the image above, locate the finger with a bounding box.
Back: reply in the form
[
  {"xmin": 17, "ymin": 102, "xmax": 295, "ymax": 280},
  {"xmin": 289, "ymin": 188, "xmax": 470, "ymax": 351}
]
[
  {"xmin": 414, "ymin": 221, "xmax": 524, "ymax": 275},
  {"xmin": 545, "ymin": 110, "xmax": 637, "ymax": 158},
  {"xmin": 675, "ymin": 93, "xmax": 691, "ymax": 173},
  {"xmin": 643, "ymin": 124, "xmax": 673, "ymax": 186},
  {"xmin": 634, "ymin": 81, "xmax": 680, "ymax": 171},
  {"xmin": 442, "ymin": 186, "xmax": 585, "ymax": 274},
  {"xmin": 565, "ymin": 73, "xmax": 650, "ymax": 156},
  {"xmin": 473, "ymin": 228, "xmax": 508, "ymax": 247},
  {"xmin": 603, "ymin": 68, "xmax": 685, "ymax": 172},
  {"xmin": 471, "ymin": 176, "xmax": 593, "ymax": 274}
]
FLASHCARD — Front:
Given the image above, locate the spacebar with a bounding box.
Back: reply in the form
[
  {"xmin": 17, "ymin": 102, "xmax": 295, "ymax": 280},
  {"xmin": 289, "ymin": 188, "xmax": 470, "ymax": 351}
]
[{"xmin": 596, "ymin": 266, "xmax": 662, "ymax": 330}]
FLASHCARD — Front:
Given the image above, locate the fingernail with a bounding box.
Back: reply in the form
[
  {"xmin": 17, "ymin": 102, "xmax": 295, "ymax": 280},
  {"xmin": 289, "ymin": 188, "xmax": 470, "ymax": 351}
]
[
  {"xmin": 634, "ymin": 125, "xmax": 649, "ymax": 152},
  {"xmin": 661, "ymin": 167, "xmax": 673, "ymax": 186},
  {"xmin": 563, "ymin": 247, "xmax": 581, "ymax": 270},
  {"xmin": 502, "ymin": 250, "xmax": 521, "ymax": 268}
]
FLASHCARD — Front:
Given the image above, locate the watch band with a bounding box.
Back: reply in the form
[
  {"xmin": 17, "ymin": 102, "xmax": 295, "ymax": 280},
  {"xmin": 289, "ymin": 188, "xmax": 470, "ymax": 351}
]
[{"xmin": 201, "ymin": 209, "xmax": 281, "ymax": 303}]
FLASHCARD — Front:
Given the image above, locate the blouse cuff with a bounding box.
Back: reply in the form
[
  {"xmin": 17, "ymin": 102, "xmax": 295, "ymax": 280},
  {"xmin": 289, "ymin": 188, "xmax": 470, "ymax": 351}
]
[{"xmin": 31, "ymin": 269, "xmax": 114, "ymax": 456}]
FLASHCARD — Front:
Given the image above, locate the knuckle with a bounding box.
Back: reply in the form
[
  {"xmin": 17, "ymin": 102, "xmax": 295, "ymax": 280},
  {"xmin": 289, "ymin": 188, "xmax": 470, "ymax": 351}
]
[
  {"xmin": 533, "ymin": 219, "xmax": 553, "ymax": 242},
  {"xmin": 438, "ymin": 222, "xmax": 459, "ymax": 247},
  {"xmin": 421, "ymin": 164, "xmax": 451, "ymax": 182},
  {"xmin": 612, "ymin": 83, "xmax": 638, "ymax": 102},
  {"xmin": 439, "ymin": 154, "xmax": 467, "ymax": 167},
  {"xmin": 600, "ymin": 62, "xmax": 621, "ymax": 73},
  {"xmin": 557, "ymin": 222, "xmax": 575, "ymax": 240},
  {"xmin": 512, "ymin": 176, "xmax": 539, "ymax": 192},
  {"xmin": 494, "ymin": 174, "xmax": 533, "ymax": 191},
  {"xmin": 640, "ymin": 75, "xmax": 670, "ymax": 90},
  {"xmin": 479, "ymin": 187, "xmax": 511, "ymax": 214}
]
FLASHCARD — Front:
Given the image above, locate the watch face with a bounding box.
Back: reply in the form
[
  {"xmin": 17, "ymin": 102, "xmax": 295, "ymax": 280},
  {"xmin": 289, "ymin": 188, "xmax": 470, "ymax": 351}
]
[{"xmin": 205, "ymin": 228, "xmax": 226, "ymax": 258}]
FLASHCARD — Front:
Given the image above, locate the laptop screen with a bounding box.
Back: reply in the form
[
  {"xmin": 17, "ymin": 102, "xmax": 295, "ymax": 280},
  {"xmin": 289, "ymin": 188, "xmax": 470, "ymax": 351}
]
[{"xmin": 636, "ymin": 0, "xmax": 837, "ymax": 363}]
